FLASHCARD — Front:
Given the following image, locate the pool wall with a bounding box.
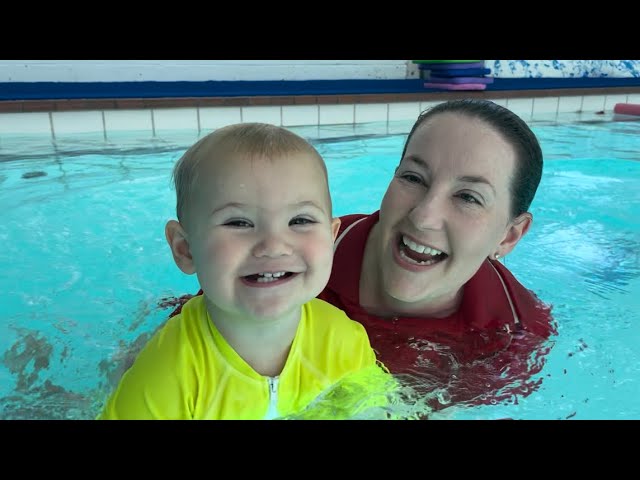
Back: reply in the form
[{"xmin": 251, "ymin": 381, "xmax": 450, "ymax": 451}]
[
  {"xmin": 2, "ymin": 60, "xmax": 639, "ymax": 82},
  {"xmin": 1, "ymin": 60, "xmax": 639, "ymax": 144}
]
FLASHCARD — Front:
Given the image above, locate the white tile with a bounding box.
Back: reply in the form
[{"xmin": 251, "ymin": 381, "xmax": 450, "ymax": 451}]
[
  {"xmin": 353, "ymin": 122, "xmax": 389, "ymax": 136},
  {"xmin": 287, "ymin": 125, "xmax": 320, "ymax": 139},
  {"xmin": 555, "ymin": 112, "xmax": 583, "ymax": 123},
  {"xmin": 419, "ymin": 100, "xmax": 442, "ymax": 113},
  {"xmin": 0, "ymin": 112, "xmax": 51, "ymax": 134},
  {"xmin": 388, "ymin": 102, "xmax": 421, "ymax": 122},
  {"xmin": 581, "ymin": 95, "xmax": 605, "ymax": 113},
  {"xmin": 153, "ymin": 108, "xmax": 198, "ymax": 131},
  {"xmin": 104, "ymin": 110, "xmax": 153, "ymax": 133},
  {"xmin": 282, "ymin": 105, "xmax": 318, "ymax": 126},
  {"xmin": 532, "ymin": 97, "xmax": 559, "ymax": 118},
  {"xmin": 316, "ymin": 124, "xmax": 356, "ymax": 139},
  {"xmin": 558, "ymin": 96, "xmax": 583, "ymax": 113},
  {"xmin": 241, "ymin": 106, "xmax": 282, "ymax": 125},
  {"xmin": 354, "ymin": 103, "xmax": 388, "ymax": 123},
  {"xmin": 319, "ymin": 105, "xmax": 354, "ymax": 125},
  {"xmin": 388, "ymin": 121, "xmax": 411, "ymax": 135},
  {"xmin": 51, "ymin": 111, "xmax": 104, "ymax": 134},
  {"xmin": 627, "ymin": 94, "xmax": 640, "ymax": 104},
  {"xmin": 576, "ymin": 111, "xmax": 607, "ymax": 122},
  {"xmin": 604, "ymin": 94, "xmax": 630, "ymax": 113},
  {"xmin": 315, "ymin": 123, "xmax": 355, "ymax": 140},
  {"xmin": 199, "ymin": 107, "xmax": 242, "ymax": 131},
  {"xmin": 506, "ymin": 98, "xmax": 533, "ymax": 120}
]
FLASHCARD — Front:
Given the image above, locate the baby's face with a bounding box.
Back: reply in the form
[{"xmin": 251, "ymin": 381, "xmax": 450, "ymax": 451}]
[{"xmin": 185, "ymin": 152, "xmax": 339, "ymax": 323}]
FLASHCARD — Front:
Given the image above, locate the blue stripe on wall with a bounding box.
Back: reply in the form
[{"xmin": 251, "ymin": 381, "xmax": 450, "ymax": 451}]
[
  {"xmin": 0, "ymin": 80, "xmax": 424, "ymax": 100},
  {"xmin": 1, "ymin": 78, "xmax": 640, "ymax": 101}
]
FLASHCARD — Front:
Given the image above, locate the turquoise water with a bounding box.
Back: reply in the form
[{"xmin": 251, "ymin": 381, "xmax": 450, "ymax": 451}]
[{"xmin": 1, "ymin": 118, "xmax": 638, "ymax": 419}]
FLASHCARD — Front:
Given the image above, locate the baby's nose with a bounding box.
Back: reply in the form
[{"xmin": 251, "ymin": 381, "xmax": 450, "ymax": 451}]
[{"xmin": 252, "ymin": 232, "xmax": 293, "ymax": 258}]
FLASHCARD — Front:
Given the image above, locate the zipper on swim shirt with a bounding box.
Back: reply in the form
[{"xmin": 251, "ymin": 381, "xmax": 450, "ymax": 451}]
[{"xmin": 264, "ymin": 376, "xmax": 280, "ymax": 420}]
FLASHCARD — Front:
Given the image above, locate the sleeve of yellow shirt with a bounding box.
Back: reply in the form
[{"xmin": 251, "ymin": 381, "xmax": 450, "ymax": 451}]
[{"xmin": 97, "ymin": 315, "xmax": 198, "ymax": 420}]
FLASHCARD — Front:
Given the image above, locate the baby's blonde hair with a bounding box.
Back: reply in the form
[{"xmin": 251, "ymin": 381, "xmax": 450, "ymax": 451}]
[{"xmin": 172, "ymin": 123, "xmax": 329, "ymax": 224}]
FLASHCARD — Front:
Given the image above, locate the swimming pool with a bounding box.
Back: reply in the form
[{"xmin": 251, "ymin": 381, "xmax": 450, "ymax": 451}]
[{"xmin": 1, "ymin": 116, "xmax": 638, "ymax": 420}]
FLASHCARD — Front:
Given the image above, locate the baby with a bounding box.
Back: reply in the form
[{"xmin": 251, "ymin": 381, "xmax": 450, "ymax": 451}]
[{"xmin": 98, "ymin": 123, "xmax": 390, "ymax": 419}]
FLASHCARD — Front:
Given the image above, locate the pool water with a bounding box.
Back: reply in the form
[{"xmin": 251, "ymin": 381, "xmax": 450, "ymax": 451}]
[{"xmin": 1, "ymin": 118, "xmax": 638, "ymax": 420}]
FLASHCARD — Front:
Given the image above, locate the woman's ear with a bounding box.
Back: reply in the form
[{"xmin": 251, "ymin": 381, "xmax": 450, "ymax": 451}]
[
  {"xmin": 497, "ymin": 213, "xmax": 532, "ymax": 257},
  {"xmin": 165, "ymin": 220, "xmax": 196, "ymax": 274}
]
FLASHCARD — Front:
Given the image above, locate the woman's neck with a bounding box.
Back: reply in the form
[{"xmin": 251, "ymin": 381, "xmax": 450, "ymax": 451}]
[
  {"xmin": 364, "ymin": 288, "xmax": 462, "ymax": 319},
  {"xmin": 359, "ymin": 223, "xmax": 462, "ymax": 319}
]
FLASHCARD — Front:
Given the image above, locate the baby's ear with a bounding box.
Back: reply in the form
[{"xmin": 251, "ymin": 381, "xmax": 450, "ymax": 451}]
[
  {"xmin": 330, "ymin": 217, "xmax": 341, "ymax": 242},
  {"xmin": 165, "ymin": 220, "xmax": 196, "ymax": 274}
]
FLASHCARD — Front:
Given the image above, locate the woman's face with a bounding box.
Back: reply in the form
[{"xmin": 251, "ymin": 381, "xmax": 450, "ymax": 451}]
[{"xmin": 375, "ymin": 112, "xmax": 528, "ymax": 311}]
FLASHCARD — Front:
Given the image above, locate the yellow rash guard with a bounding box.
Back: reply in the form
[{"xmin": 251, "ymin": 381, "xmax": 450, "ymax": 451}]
[{"xmin": 98, "ymin": 295, "xmax": 389, "ymax": 420}]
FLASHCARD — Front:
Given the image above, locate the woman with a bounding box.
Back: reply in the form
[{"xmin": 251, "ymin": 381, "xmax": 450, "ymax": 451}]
[{"xmin": 318, "ymin": 99, "xmax": 555, "ymax": 409}]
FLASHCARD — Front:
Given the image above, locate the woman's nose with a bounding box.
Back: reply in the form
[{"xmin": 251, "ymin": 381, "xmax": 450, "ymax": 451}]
[{"xmin": 408, "ymin": 192, "xmax": 445, "ymax": 231}]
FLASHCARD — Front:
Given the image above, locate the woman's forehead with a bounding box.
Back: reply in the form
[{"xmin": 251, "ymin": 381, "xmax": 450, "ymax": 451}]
[
  {"xmin": 411, "ymin": 114, "xmax": 513, "ymax": 158},
  {"xmin": 415, "ymin": 112, "xmax": 501, "ymax": 141},
  {"xmin": 405, "ymin": 119, "xmax": 516, "ymax": 189}
]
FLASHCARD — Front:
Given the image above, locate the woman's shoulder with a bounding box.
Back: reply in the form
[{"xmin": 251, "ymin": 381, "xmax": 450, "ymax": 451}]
[
  {"xmin": 488, "ymin": 260, "xmax": 555, "ymax": 338},
  {"xmin": 337, "ymin": 213, "xmax": 370, "ymax": 233}
]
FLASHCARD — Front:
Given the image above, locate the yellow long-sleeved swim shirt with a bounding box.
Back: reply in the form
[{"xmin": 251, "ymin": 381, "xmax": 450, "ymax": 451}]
[{"xmin": 98, "ymin": 295, "xmax": 389, "ymax": 419}]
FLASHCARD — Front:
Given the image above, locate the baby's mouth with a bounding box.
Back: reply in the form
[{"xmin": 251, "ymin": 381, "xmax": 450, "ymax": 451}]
[
  {"xmin": 242, "ymin": 271, "xmax": 296, "ymax": 284},
  {"xmin": 398, "ymin": 235, "xmax": 448, "ymax": 266}
]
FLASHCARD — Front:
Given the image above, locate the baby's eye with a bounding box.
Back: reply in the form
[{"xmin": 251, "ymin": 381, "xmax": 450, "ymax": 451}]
[
  {"xmin": 289, "ymin": 217, "xmax": 316, "ymax": 226},
  {"xmin": 224, "ymin": 219, "xmax": 253, "ymax": 228},
  {"xmin": 457, "ymin": 193, "xmax": 481, "ymax": 205}
]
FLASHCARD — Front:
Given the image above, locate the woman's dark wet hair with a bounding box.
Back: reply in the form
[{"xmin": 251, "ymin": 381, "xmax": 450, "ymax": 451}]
[{"xmin": 401, "ymin": 99, "xmax": 543, "ymax": 219}]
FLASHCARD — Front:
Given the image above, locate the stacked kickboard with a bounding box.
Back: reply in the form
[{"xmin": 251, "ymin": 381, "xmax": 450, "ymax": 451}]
[{"xmin": 413, "ymin": 60, "xmax": 493, "ymax": 91}]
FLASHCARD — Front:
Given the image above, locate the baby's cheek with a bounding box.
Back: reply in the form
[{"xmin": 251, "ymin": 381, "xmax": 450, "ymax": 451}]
[
  {"xmin": 318, "ymin": 240, "xmax": 339, "ymax": 272},
  {"xmin": 203, "ymin": 238, "xmax": 243, "ymax": 269}
]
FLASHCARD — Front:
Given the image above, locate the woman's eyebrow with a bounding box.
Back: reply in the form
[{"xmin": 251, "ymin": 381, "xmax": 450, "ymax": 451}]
[
  {"xmin": 404, "ymin": 155, "xmax": 496, "ymax": 195},
  {"xmin": 403, "ymin": 154, "xmax": 430, "ymax": 170}
]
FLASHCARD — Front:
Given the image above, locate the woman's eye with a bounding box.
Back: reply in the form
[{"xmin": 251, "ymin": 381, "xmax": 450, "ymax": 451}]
[
  {"xmin": 290, "ymin": 217, "xmax": 315, "ymax": 226},
  {"xmin": 399, "ymin": 173, "xmax": 423, "ymax": 184},
  {"xmin": 457, "ymin": 193, "xmax": 481, "ymax": 205}
]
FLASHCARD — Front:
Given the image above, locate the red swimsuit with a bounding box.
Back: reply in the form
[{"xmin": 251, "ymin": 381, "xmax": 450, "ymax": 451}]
[{"xmin": 318, "ymin": 211, "xmax": 556, "ymax": 409}]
